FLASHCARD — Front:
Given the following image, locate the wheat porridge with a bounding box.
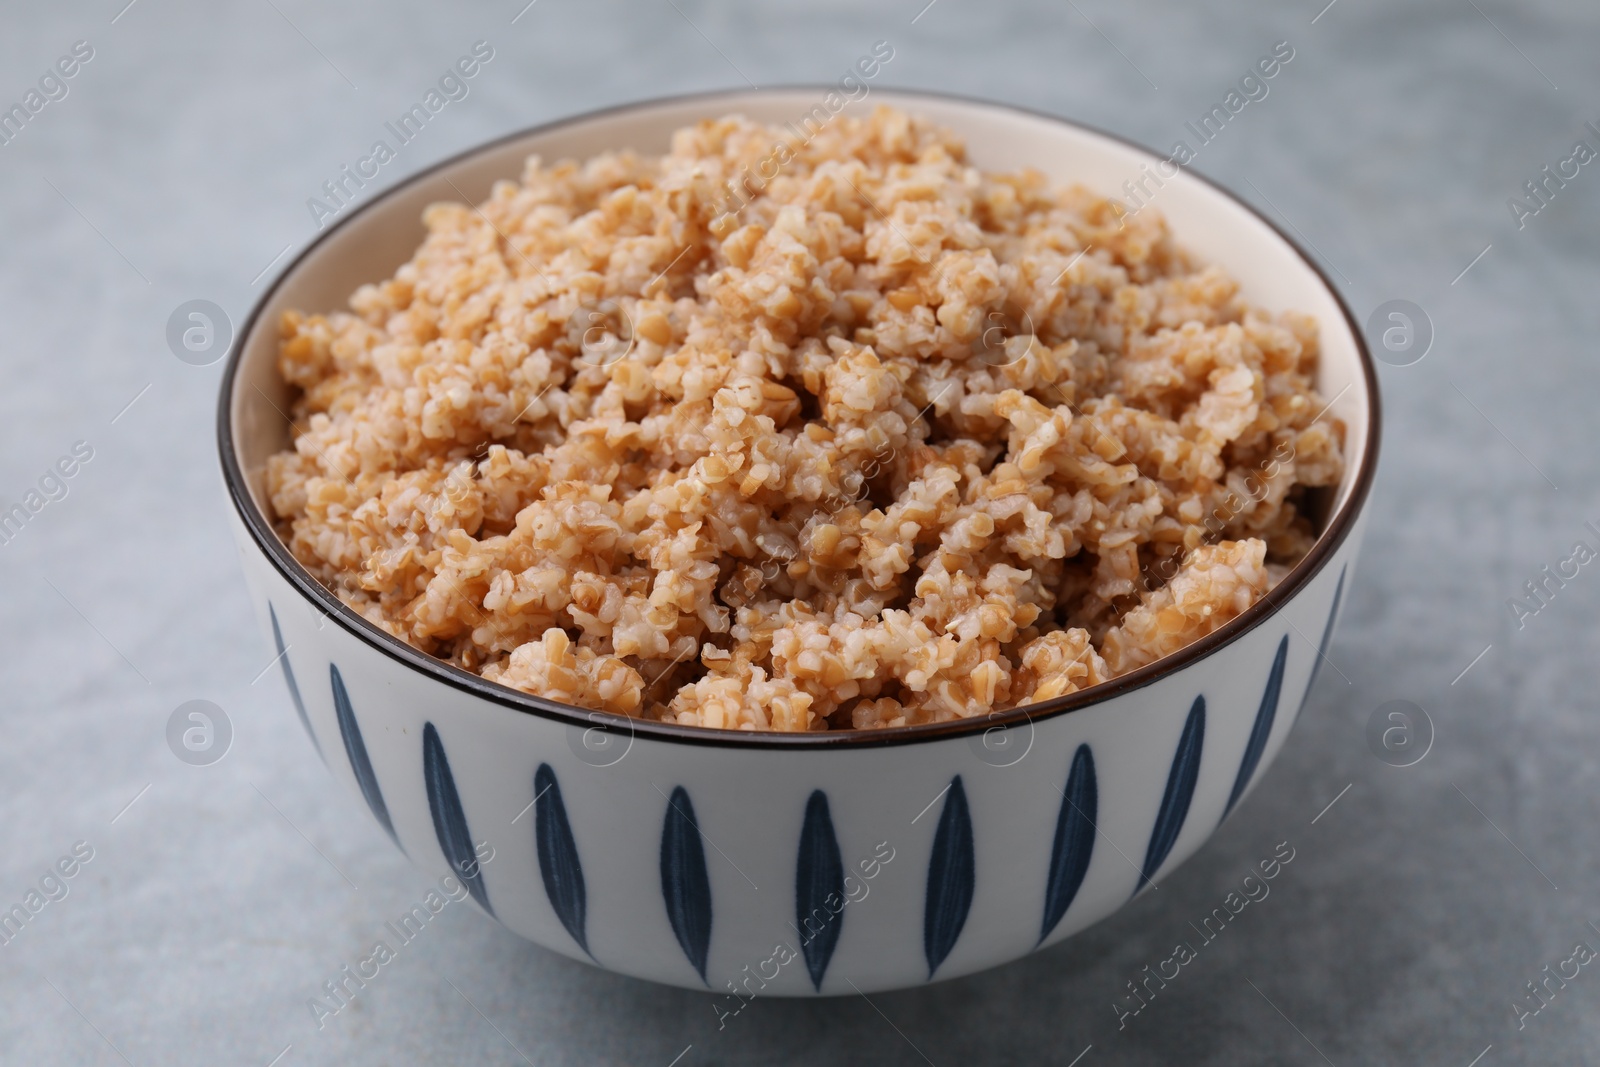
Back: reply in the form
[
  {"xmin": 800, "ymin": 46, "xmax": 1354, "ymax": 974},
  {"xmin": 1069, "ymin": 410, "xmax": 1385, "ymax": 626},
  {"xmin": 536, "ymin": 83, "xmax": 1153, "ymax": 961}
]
[{"xmin": 265, "ymin": 105, "xmax": 1343, "ymax": 731}]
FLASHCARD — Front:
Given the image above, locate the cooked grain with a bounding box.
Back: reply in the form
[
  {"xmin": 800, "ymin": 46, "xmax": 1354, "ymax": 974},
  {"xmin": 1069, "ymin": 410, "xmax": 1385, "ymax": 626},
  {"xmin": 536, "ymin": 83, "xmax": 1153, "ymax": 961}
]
[{"xmin": 265, "ymin": 106, "xmax": 1343, "ymax": 731}]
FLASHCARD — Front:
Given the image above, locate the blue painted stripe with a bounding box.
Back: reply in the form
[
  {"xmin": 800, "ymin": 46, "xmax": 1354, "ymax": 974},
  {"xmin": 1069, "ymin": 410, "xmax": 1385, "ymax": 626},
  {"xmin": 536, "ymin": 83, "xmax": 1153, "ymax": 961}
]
[
  {"xmin": 660, "ymin": 786, "xmax": 713, "ymax": 983},
  {"xmin": 795, "ymin": 791, "xmax": 846, "ymax": 991},
  {"xmin": 269, "ymin": 603, "xmax": 320, "ymax": 760},
  {"xmin": 423, "ymin": 723, "xmax": 491, "ymax": 915},
  {"xmin": 1136, "ymin": 696, "xmax": 1205, "ymax": 895},
  {"xmin": 534, "ymin": 763, "xmax": 589, "ymax": 957},
  {"xmin": 924, "ymin": 776, "xmax": 975, "ymax": 978},
  {"xmin": 1223, "ymin": 635, "xmax": 1288, "ymax": 818},
  {"xmin": 1303, "ymin": 565, "xmax": 1347, "ymax": 699},
  {"xmin": 1040, "ymin": 744, "xmax": 1097, "ymax": 944},
  {"xmin": 330, "ymin": 664, "xmax": 399, "ymax": 850}
]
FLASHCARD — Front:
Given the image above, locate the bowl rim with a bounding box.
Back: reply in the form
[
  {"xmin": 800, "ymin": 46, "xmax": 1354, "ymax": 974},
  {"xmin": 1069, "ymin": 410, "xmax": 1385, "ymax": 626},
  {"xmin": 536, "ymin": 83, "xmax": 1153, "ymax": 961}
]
[{"xmin": 217, "ymin": 85, "xmax": 1381, "ymax": 751}]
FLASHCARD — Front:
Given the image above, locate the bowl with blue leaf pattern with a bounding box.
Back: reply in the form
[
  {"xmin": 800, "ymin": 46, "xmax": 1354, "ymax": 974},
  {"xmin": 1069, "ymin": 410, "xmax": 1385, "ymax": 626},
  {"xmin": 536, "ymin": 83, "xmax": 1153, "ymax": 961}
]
[{"xmin": 218, "ymin": 89, "xmax": 1379, "ymax": 995}]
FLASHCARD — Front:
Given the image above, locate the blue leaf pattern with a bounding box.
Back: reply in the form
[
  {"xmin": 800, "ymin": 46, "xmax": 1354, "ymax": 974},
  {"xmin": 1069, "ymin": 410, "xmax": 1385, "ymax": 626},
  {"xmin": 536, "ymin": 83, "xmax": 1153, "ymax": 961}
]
[
  {"xmin": 330, "ymin": 664, "xmax": 399, "ymax": 850},
  {"xmin": 659, "ymin": 786, "xmax": 713, "ymax": 983},
  {"xmin": 1040, "ymin": 745, "xmax": 1097, "ymax": 945},
  {"xmin": 423, "ymin": 723, "xmax": 491, "ymax": 916},
  {"xmin": 795, "ymin": 790, "xmax": 845, "ymax": 991},
  {"xmin": 923, "ymin": 776, "xmax": 975, "ymax": 978},
  {"xmin": 269, "ymin": 603, "xmax": 320, "ymax": 759},
  {"xmin": 1223, "ymin": 636, "xmax": 1288, "ymax": 818},
  {"xmin": 534, "ymin": 763, "xmax": 589, "ymax": 957},
  {"xmin": 1303, "ymin": 565, "xmax": 1347, "ymax": 697},
  {"xmin": 1136, "ymin": 696, "xmax": 1205, "ymax": 895}
]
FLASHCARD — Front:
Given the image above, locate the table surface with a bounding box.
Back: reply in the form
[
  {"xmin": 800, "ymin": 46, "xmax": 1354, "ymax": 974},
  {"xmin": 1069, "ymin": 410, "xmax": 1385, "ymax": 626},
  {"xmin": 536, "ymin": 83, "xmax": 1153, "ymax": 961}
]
[{"xmin": 1, "ymin": 1, "xmax": 1594, "ymax": 1063}]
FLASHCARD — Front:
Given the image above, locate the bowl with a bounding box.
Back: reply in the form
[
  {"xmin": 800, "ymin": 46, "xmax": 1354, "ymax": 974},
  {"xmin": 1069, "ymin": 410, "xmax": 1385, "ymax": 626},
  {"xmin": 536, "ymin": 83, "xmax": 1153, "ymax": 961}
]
[{"xmin": 218, "ymin": 89, "xmax": 1379, "ymax": 995}]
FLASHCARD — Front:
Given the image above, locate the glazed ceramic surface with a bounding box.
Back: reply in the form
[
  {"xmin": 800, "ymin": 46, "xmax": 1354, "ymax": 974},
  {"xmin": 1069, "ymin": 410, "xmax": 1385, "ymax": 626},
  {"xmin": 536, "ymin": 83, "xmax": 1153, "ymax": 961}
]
[{"xmin": 219, "ymin": 90, "xmax": 1379, "ymax": 995}]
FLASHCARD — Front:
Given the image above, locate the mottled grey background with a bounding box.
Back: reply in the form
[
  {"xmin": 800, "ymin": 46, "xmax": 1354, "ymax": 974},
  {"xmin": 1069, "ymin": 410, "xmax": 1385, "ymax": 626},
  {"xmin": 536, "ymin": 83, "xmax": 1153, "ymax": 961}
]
[{"xmin": 0, "ymin": 0, "xmax": 1593, "ymax": 1063}]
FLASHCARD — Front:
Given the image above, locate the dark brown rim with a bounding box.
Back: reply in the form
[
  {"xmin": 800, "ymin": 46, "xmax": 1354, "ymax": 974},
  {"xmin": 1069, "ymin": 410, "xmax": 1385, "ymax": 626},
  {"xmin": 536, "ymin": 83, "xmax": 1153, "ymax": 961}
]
[{"xmin": 217, "ymin": 86, "xmax": 1381, "ymax": 750}]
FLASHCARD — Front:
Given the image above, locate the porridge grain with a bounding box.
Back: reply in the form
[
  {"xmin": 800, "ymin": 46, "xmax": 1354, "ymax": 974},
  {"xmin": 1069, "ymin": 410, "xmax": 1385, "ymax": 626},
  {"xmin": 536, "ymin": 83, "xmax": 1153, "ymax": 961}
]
[{"xmin": 265, "ymin": 106, "xmax": 1343, "ymax": 731}]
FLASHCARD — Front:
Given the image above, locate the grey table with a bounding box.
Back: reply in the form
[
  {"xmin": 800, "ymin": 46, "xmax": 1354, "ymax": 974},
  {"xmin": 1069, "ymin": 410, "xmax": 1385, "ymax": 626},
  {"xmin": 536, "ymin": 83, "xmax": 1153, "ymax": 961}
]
[{"xmin": 1, "ymin": 0, "xmax": 1593, "ymax": 1063}]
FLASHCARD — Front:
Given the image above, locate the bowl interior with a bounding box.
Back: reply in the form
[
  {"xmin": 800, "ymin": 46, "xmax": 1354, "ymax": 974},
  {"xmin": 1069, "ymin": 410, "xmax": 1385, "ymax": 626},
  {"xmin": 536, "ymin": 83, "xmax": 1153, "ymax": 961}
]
[{"xmin": 224, "ymin": 89, "xmax": 1374, "ymax": 726}]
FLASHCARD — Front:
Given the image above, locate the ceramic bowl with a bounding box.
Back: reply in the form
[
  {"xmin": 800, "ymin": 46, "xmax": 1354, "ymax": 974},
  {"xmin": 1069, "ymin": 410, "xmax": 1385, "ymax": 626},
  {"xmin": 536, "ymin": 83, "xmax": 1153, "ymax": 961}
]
[{"xmin": 218, "ymin": 89, "xmax": 1379, "ymax": 996}]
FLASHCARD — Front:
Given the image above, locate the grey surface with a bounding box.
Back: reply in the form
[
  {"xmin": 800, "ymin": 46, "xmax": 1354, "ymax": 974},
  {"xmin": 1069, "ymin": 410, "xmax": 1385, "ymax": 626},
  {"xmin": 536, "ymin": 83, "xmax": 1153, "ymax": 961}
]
[{"xmin": 0, "ymin": 0, "xmax": 1593, "ymax": 1063}]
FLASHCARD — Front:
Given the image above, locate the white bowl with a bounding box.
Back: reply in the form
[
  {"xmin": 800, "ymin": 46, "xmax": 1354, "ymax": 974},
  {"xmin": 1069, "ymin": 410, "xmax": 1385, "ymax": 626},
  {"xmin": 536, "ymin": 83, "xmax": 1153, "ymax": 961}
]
[{"xmin": 218, "ymin": 89, "xmax": 1379, "ymax": 995}]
